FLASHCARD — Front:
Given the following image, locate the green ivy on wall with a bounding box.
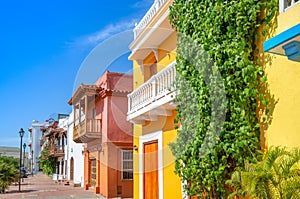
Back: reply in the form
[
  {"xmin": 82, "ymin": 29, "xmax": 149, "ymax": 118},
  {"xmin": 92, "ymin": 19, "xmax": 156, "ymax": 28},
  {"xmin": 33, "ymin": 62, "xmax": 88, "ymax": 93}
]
[
  {"xmin": 39, "ymin": 144, "xmax": 56, "ymax": 177},
  {"xmin": 169, "ymin": 0, "xmax": 278, "ymax": 198}
]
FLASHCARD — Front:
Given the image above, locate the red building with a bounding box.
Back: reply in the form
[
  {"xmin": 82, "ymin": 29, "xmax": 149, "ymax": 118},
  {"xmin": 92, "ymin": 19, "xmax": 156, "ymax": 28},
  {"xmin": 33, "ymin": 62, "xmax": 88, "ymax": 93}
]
[{"xmin": 68, "ymin": 71, "xmax": 133, "ymax": 198}]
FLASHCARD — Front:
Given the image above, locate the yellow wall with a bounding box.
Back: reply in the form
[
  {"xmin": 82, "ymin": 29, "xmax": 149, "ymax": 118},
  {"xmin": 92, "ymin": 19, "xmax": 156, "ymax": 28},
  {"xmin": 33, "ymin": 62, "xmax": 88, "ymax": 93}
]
[
  {"xmin": 133, "ymin": 32, "xmax": 177, "ymax": 90},
  {"xmin": 133, "ymin": 61, "xmax": 144, "ymax": 89},
  {"xmin": 133, "ymin": 124, "xmax": 142, "ymax": 199},
  {"xmin": 163, "ymin": 130, "xmax": 182, "ymax": 198},
  {"xmin": 276, "ymin": 4, "xmax": 300, "ymax": 34},
  {"xmin": 265, "ymin": 4, "xmax": 300, "ymax": 148},
  {"xmin": 132, "ymin": 29, "xmax": 181, "ymax": 198},
  {"xmin": 157, "ymin": 32, "xmax": 177, "ymax": 72}
]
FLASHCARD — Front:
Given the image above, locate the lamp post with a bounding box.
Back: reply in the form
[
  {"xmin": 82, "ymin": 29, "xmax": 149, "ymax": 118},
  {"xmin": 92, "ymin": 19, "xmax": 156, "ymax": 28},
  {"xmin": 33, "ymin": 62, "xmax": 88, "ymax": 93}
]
[
  {"xmin": 22, "ymin": 143, "xmax": 26, "ymax": 182},
  {"xmin": 31, "ymin": 150, "xmax": 34, "ymax": 176},
  {"xmin": 19, "ymin": 128, "xmax": 25, "ymax": 192},
  {"xmin": 23, "ymin": 143, "xmax": 26, "ymax": 168}
]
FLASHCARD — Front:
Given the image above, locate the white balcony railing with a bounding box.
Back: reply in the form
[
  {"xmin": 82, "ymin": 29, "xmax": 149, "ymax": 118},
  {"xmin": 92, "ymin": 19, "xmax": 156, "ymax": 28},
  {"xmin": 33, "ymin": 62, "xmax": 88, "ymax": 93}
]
[
  {"xmin": 280, "ymin": 0, "xmax": 300, "ymax": 13},
  {"xmin": 128, "ymin": 61, "xmax": 176, "ymax": 116},
  {"xmin": 133, "ymin": 0, "xmax": 167, "ymax": 38}
]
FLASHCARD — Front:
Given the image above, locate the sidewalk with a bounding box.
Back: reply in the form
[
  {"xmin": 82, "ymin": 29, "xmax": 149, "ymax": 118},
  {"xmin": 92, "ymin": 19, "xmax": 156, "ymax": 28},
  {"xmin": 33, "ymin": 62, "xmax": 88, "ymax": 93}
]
[{"xmin": 0, "ymin": 173, "xmax": 100, "ymax": 199}]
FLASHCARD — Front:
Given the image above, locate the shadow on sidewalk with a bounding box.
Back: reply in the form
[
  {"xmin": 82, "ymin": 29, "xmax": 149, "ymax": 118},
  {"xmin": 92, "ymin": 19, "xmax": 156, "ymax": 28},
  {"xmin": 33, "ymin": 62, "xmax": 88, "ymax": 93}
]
[{"xmin": 3, "ymin": 189, "xmax": 37, "ymax": 195}]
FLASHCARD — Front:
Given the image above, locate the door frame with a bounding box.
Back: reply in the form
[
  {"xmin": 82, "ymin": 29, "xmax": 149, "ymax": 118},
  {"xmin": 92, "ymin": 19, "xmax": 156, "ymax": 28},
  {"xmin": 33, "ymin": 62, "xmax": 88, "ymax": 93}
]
[{"xmin": 139, "ymin": 130, "xmax": 163, "ymax": 199}]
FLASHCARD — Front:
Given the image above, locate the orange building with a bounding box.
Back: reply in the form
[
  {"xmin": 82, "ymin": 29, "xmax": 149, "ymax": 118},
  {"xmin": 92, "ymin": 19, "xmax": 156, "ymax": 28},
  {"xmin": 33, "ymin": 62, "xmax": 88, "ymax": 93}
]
[{"xmin": 68, "ymin": 71, "xmax": 133, "ymax": 198}]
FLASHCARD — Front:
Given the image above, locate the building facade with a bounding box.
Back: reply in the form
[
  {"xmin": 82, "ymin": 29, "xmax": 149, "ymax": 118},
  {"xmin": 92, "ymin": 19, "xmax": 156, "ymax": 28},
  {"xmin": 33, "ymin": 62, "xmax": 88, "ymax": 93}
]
[
  {"xmin": 263, "ymin": 1, "xmax": 300, "ymax": 148},
  {"xmin": 43, "ymin": 122, "xmax": 67, "ymax": 181},
  {"xmin": 66, "ymin": 111, "xmax": 85, "ymax": 187},
  {"xmin": 28, "ymin": 120, "xmax": 49, "ymax": 174},
  {"xmin": 38, "ymin": 114, "xmax": 69, "ymax": 181},
  {"xmin": 127, "ymin": 0, "xmax": 183, "ymax": 198},
  {"xmin": 68, "ymin": 71, "xmax": 133, "ymax": 198}
]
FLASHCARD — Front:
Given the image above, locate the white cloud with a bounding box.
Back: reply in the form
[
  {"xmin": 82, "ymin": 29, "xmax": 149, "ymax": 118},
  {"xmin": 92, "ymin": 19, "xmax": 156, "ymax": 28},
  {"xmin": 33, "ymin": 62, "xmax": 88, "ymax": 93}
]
[
  {"xmin": 67, "ymin": 1, "xmax": 155, "ymax": 49},
  {"xmin": 67, "ymin": 19, "xmax": 137, "ymax": 48},
  {"xmin": 132, "ymin": 0, "xmax": 154, "ymax": 9},
  {"xmin": 86, "ymin": 20, "xmax": 136, "ymax": 45}
]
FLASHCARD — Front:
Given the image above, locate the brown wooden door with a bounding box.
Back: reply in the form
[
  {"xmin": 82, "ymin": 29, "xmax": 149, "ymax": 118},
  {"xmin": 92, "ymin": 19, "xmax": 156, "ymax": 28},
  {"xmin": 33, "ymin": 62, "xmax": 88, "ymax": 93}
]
[
  {"xmin": 70, "ymin": 158, "xmax": 74, "ymax": 181},
  {"xmin": 144, "ymin": 141, "xmax": 158, "ymax": 199},
  {"xmin": 89, "ymin": 159, "xmax": 96, "ymax": 187}
]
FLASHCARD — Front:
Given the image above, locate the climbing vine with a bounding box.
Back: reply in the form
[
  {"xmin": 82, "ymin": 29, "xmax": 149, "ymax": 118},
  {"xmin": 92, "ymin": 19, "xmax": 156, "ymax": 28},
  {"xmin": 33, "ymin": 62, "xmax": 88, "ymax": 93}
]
[
  {"xmin": 39, "ymin": 144, "xmax": 56, "ymax": 176},
  {"xmin": 169, "ymin": 0, "xmax": 278, "ymax": 198}
]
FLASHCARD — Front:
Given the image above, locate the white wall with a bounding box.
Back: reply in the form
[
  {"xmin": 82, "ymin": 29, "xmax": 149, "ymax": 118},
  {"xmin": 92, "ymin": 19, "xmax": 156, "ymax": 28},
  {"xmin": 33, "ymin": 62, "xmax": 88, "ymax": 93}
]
[
  {"xmin": 29, "ymin": 120, "xmax": 46, "ymax": 174},
  {"xmin": 66, "ymin": 111, "xmax": 85, "ymax": 187}
]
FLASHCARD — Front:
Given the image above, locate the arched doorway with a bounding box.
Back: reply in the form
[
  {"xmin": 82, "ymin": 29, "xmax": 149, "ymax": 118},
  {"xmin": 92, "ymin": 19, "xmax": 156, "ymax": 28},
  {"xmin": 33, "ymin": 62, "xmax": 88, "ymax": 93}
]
[{"xmin": 70, "ymin": 157, "xmax": 74, "ymax": 181}]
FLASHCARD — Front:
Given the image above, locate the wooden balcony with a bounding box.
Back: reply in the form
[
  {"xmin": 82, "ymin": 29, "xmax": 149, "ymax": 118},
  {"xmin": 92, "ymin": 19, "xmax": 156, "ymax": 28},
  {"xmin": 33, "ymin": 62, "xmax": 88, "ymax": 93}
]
[
  {"xmin": 50, "ymin": 145, "xmax": 65, "ymax": 157},
  {"xmin": 73, "ymin": 119, "xmax": 102, "ymax": 143}
]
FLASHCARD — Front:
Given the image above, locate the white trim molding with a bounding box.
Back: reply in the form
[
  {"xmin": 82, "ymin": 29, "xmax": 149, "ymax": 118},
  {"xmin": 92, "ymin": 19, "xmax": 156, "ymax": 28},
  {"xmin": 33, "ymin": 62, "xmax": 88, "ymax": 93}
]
[{"xmin": 139, "ymin": 130, "xmax": 163, "ymax": 199}]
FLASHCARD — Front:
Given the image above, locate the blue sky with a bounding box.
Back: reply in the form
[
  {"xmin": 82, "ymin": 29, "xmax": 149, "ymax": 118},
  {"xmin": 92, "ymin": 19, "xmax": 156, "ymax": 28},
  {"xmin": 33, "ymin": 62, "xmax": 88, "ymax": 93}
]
[{"xmin": 0, "ymin": 0, "xmax": 153, "ymax": 148}]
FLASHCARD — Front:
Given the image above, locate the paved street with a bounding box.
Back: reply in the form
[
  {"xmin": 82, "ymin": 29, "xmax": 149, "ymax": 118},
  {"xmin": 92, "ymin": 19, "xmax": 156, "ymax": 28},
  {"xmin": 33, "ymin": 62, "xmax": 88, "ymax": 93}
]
[{"xmin": 0, "ymin": 174, "xmax": 100, "ymax": 199}]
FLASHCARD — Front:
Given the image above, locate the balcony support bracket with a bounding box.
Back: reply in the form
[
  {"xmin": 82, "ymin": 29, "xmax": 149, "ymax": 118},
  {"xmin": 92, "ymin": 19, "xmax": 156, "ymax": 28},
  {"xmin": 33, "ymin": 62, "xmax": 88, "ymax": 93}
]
[{"xmin": 152, "ymin": 48, "xmax": 159, "ymax": 61}]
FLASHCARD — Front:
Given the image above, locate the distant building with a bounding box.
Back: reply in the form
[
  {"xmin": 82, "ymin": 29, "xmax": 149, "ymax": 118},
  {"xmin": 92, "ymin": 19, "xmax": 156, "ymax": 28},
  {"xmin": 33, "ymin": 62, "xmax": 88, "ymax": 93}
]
[
  {"xmin": 28, "ymin": 120, "xmax": 49, "ymax": 174},
  {"xmin": 42, "ymin": 118, "xmax": 67, "ymax": 181}
]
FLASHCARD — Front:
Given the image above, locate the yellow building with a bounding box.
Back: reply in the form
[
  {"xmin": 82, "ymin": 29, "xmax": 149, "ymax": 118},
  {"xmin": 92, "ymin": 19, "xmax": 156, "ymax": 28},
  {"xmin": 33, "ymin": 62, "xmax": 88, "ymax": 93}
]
[
  {"xmin": 128, "ymin": 0, "xmax": 300, "ymax": 198},
  {"xmin": 263, "ymin": 1, "xmax": 300, "ymax": 148},
  {"xmin": 127, "ymin": 0, "xmax": 182, "ymax": 198}
]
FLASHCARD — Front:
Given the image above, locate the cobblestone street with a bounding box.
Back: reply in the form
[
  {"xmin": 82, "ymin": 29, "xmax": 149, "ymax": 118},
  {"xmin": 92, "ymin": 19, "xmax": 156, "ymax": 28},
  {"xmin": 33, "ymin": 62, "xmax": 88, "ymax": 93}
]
[{"xmin": 0, "ymin": 174, "xmax": 100, "ymax": 199}]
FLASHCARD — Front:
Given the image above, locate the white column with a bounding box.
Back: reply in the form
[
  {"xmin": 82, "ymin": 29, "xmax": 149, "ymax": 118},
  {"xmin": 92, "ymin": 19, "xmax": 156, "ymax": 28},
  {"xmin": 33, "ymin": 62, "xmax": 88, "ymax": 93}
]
[{"xmin": 279, "ymin": 0, "xmax": 285, "ymax": 13}]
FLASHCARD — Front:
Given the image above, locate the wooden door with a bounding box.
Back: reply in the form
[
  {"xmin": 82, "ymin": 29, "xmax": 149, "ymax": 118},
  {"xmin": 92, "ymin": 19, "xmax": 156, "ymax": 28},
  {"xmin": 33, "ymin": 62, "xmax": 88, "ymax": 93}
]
[
  {"xmin": 143, "ymin": 141, "xmax": 158, "ymax": 199},
  {"xmin": 89, "ymin": 159, "xmax": 96, "ymax": 187},
  {"xmin": 70, "ymin": 157, "xmax": 74, "ymax": 181}
]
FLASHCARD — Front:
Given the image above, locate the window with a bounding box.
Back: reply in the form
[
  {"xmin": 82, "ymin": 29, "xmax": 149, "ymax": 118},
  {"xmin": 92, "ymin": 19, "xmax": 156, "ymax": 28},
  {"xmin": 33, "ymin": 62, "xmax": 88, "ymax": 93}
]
[{"xmin": 122, "ymin": 150, "xmax": 133, "ymax": 180}]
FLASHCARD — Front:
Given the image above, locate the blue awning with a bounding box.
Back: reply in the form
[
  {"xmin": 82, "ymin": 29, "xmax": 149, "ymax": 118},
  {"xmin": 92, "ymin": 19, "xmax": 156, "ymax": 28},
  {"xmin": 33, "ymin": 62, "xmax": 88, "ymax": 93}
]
[{"xmin": 264, "ymin": 23, "xmax": 300, "ymax": 62}]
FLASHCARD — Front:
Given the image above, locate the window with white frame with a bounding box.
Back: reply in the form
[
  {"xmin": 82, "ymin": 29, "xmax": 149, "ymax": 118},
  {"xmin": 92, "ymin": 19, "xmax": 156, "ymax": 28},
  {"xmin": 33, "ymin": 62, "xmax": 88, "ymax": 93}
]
[{"xmin": 122, "ymin": 150, "xmax": 133, "ymax": 180}]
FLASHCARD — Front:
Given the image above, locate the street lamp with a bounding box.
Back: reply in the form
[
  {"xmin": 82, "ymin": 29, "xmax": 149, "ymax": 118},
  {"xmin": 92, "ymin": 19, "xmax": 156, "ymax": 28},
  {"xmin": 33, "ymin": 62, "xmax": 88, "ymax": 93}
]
[
  {"xmin": 23, "ymin": 143, "xmax": 26, "ymax": 168},
  {"xmin": 22, "ymin": 143, "xmax": 26, "ymax": 183},
  {"xmin": 19, "ymin": 128, "xmax": 25, "ymax": 192}
]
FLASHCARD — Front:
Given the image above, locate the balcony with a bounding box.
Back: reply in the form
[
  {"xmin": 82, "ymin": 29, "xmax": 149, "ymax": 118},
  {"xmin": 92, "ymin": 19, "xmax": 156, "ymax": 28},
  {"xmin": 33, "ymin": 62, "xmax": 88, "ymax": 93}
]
[
  {"xmin": 129, "ymin": 0, "xmax": 175, "ymax": 62},
  {"xmin": 134, "ymin": 0, "xmax": 168, "ymax": 38},
  {"xmin": 73, "ymin": 119, "xmax": 102, "ymax": 143},
  {"xmin": 127, "ymin": 61, "xmax": 177, "ymax": 123},
  {"xmin": 50, "ymin": 145, "xmax": 65, "ymax": 157},
  {"xmin": 280, "ymin": 0, "xmax": 300, "ymax": 13}
]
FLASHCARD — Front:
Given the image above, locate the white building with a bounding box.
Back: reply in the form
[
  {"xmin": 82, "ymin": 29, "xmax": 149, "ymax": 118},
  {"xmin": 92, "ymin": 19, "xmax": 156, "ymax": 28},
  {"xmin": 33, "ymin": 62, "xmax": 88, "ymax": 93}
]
[
  {"xmin": 50, "ymin": 117, "xmax": 68, "ymax": 181},
  {"xmin": 66, "ymin": 111, "xmax": 85, "ymax": 187},
  {"xmin": 28, "ymin": 120, "xmax": 48, "ymax": 174}
]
